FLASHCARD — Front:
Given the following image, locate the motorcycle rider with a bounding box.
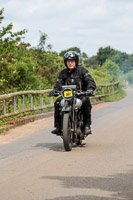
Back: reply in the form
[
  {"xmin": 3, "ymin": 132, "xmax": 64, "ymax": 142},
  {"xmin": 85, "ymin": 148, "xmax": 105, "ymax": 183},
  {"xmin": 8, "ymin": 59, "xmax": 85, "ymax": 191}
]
[{"xmin": 49, "ymin": 51, "xmax": 96, "ymax": 136}]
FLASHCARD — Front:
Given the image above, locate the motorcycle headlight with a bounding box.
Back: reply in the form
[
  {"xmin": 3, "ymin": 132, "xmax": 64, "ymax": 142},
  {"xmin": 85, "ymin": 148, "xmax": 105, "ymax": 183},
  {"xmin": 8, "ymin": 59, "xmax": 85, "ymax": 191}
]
[{"xmin": 62, "ymin": 88, "xmax": 73, "ymax": 100}]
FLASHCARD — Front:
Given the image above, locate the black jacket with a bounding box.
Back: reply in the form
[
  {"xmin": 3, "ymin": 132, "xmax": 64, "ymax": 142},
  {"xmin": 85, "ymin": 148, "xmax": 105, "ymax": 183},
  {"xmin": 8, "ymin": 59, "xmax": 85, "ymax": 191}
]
[{"xmin": 54, "ymin": 66, "xmax": 96, "ymax": 91}]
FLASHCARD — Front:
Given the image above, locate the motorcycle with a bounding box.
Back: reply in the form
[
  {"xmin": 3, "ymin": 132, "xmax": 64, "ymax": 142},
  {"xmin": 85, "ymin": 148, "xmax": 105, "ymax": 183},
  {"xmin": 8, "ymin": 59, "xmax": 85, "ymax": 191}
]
[{"xmin": 49, "ymin": 85, "xmax": 94, "ymax": 151}]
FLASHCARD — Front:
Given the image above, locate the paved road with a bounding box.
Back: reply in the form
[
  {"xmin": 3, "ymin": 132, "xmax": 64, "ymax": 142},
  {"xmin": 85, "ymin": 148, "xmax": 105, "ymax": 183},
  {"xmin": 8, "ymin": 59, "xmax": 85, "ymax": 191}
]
[{"xmin": 0, "ymin": 89, "xmax": 133, "ymax": 200}]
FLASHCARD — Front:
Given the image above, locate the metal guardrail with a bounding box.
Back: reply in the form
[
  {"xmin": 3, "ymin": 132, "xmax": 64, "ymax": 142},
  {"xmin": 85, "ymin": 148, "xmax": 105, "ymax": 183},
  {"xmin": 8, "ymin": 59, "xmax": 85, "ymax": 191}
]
[{"xmin": 0, "ymin": 81, "xmax": 120, "ymax": 120}]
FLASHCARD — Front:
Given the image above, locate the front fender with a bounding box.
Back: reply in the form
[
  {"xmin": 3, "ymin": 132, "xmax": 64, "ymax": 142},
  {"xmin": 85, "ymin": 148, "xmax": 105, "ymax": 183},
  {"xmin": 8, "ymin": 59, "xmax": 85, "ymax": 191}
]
[{"xmin": 62, "ymin": 106, "xmax": 72, "ymax": 113}]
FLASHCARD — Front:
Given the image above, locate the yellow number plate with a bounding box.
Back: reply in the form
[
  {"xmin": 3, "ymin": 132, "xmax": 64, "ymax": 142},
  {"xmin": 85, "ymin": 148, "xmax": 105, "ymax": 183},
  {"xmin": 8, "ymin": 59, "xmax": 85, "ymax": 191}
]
[{"xmin": 64, "ymin": 91, "xmax": 73, "ymax": 97}]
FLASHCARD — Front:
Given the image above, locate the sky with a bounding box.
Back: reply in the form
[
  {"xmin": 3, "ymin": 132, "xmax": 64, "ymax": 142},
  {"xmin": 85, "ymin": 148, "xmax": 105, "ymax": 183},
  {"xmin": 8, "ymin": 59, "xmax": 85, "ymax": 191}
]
[{"xmin": 1, "ymin": 0, "xmax": 133, "ymax": 57}]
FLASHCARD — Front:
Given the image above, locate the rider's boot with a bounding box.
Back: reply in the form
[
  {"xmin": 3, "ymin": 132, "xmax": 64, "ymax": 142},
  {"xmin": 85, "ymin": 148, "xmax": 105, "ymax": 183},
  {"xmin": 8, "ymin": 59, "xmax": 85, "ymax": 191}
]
[
  {"xmin": 51, "ymin": 127, "xmax": 61, "ymax": 136},
  {"xmin": 84, "ymin": 124, "xmax": 92, "ymax": 135}
]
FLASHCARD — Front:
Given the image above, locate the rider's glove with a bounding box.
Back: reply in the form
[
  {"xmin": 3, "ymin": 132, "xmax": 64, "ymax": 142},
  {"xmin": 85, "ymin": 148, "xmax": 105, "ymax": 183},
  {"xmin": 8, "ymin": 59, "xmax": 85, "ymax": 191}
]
[
  {"xmin": 49, "ymin": 89, "xmax": 57, "ymax": 97},
  {"xmin": 86, "ymin": 89, "xmax": 94, "ymax": 96}
]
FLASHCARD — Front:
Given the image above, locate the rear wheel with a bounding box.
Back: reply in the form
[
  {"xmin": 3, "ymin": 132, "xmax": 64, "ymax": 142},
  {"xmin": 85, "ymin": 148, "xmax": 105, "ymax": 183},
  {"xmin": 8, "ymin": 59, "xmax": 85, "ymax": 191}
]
[{"xmin": 63, "ymin": 113, "xmax": 73, "ymax": 151}]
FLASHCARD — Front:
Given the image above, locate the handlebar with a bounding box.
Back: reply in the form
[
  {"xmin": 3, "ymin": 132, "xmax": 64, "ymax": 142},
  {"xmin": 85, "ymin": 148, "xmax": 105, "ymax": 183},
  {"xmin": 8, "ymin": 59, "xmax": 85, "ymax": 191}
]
[
  {"xmin": 77, "ymin": 91, "xmax": 95, "ymax": 96},
  {"xmin": 47, "ymin": 93, "xmax": 60, "ymax": 97},
  {"xmin": 48, "ymin": 90, "xmax": 95, "ymax": 97}
]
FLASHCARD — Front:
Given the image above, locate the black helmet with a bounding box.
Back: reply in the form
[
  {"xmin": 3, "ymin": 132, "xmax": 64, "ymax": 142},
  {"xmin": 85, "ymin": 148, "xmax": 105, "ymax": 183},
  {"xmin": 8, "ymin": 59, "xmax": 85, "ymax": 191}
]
[{"xmin": 64, "ymin": 51, "xmax": 79, "ymax": 67}]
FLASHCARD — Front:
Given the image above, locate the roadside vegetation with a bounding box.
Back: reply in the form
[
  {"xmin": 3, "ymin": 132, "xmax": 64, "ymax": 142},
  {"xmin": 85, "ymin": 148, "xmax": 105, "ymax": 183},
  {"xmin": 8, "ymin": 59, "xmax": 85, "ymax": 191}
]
[
  {"xmin": 0, "ymin": 8, "xmax": 130, "ymax": 94},
  {"xmin": 0, "ymin": 8, "xmax": 130, "ymax": 127}
]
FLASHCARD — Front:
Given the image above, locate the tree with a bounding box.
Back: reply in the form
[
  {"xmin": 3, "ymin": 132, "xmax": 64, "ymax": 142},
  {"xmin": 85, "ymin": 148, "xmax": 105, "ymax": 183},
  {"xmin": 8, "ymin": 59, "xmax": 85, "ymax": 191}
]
[
  {"xmin": 59, "ymin": 47, "xmax": 81, "ymax": 57},
  {"xmin": 101, "ymin": 59, "xmax": 120, "ymax": 80},
  {"xmin": 0, "ymin": 8, "xmax": 4, "ymax": 23},
  {"xmin": 84, "ymin": 55, "xmax": 99, "ymax": 69},
  {"xmin": 118, "ymin": 54, "xmax": 133, "ymax": 73},
  {"xmin": 81, "ymin": 52, "xmax": 88, "ymax": 59},
  {"xmin": 111, "ymin": 52, "xmax": 128, "ymax": 65},
  {"xmin": 97, "ymin": 46, "xmax": 117, "ymax": 65},
  {"xmin": 37, "ymin": 31, "xmax": 52, "ymax": 52},
  {"xmin": 0, "ymin": 8, "xmax": 38, "ymax": 93}
]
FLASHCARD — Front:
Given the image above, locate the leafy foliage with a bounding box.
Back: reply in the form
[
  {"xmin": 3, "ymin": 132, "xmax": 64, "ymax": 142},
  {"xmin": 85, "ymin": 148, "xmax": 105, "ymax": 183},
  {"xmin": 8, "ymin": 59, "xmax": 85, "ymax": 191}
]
[
  {"xmin": 118, "ymin": 54, "xmax": 133, "ymax": 73},
  {"xmin": 0, "ymin": 9, "xmax": 65, "ymax": 94},
  {"xmin": 84, "ymin": 55, "xmax": 99, "ymax": 69},
  {"xmin": 88, "ymin": 68, "xmax": 113, "ymax": 85},
  {"xmin": 0, "ymin": 9, "xmax": 29, "ymax": 93},
  {"xmin": 86, "ymin": 46, "xmax": 131, "ymax": 75},
  {"xmin": 101, "ymin": 59, "xmax": 120, "ymax": 80},
  {"xmin": 37, "ymin": 31, "xmax": 52, "ymax": 52},
  {"xmin": 97, "ymin": 46, "xmax": 117, "ymax": 65}
]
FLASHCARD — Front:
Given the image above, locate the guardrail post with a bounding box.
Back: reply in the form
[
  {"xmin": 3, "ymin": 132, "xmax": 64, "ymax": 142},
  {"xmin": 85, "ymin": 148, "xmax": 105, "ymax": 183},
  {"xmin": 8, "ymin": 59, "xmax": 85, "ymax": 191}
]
[
  {"xmin": 107, "ymin": 86, "xmax": 110, "ymax": 95},
  {"xmin": 22, "ymin": 95, "xmax": 25, "ymax": 110},
  {"xmin": 117, "ymin": 82, "xmax": 119, "ymax": 90},
  {"xmin": 41, "ymin": 94, "xmax": 43, "ymax": 113},
  {"xmin": 112, "ymin": 83, "xmax": 114, "ymax": 93},
  {"xmin": 102, "ymin": 87, "xmax": 104, "ymax": 95},
  {"xmin": 3, "ymin": 100, "xmax": 6, "ymax": 115},
  {"xmin": 13, "ymin": 96, "xmax": 16, "ymax": 112},
  {"xmin": 30, "ymin": 94, "xmax": 33, "ymax": 115}
]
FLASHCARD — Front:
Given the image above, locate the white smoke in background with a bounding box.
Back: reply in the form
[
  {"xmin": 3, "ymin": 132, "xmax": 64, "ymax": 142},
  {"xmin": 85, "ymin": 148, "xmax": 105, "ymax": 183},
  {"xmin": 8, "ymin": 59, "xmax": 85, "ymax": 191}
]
[{"xmin": 120, "ymin": 71, "xmax": 133, "ymax": 88}]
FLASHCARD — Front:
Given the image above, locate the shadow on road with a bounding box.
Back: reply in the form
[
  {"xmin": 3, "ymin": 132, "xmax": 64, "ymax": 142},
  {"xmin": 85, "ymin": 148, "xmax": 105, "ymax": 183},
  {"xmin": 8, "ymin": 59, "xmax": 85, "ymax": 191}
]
[
  {"xmin": 35, "ymin": 142, "xmax": 66, "ymax": 152},
  {"xmin": 42, "ymin": 168, "xmax": 133, "ymax": 200},
  {"xmin": 35, "ymin": 142, "xmax": 86, "ymax": 152},
  {"xmin": 44, "ymin": 196, "xmax": 116, "ymax": 200}
]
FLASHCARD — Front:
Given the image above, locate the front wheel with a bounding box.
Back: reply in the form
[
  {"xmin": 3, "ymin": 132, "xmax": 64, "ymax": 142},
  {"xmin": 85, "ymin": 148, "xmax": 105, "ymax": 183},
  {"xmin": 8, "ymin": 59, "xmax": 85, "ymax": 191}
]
[{"xmin": 63, "ymin": 113, "xmax": 73, "ymax": 151}]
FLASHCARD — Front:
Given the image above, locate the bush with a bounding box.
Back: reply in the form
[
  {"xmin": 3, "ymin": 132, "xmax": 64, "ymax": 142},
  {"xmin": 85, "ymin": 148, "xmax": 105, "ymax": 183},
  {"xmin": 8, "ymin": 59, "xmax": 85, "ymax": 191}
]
[{"xmin": 101, "ymin": 59, "xmax": 120, "ymax": 80}]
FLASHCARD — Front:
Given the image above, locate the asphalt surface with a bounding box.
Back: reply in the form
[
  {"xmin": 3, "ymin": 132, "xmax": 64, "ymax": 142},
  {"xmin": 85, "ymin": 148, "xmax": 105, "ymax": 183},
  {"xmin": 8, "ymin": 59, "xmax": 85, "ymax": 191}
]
[{"xmin": 0, "ymin": 89, "xmax": 133, "ymax": 200}]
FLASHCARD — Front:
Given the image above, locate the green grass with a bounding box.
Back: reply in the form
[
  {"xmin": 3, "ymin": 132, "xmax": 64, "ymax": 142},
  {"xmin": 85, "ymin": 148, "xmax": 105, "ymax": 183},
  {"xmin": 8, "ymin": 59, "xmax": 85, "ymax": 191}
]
[{"xmin": 102, "ymin": 89, "xmax": 127, "ymax": 102}]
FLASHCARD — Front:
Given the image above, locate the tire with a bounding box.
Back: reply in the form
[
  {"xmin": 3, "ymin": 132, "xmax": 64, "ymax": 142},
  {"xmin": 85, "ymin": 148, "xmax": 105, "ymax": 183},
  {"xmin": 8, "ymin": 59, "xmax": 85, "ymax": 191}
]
[{"xmin": 63, "ymin": 113, "xmax": 73, "ymax": 151}]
